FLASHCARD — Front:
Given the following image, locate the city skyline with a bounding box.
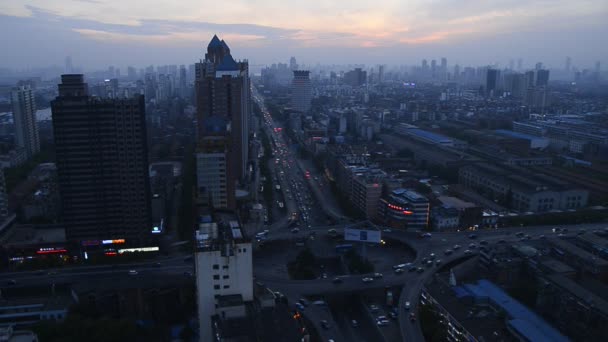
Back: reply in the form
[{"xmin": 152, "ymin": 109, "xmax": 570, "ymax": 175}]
[{"xmin": 1, "ymin": 0, "xmax": 607, "ymax": 70}]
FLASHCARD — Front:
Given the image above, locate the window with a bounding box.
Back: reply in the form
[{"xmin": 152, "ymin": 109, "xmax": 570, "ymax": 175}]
[
  {"xmin": 223, "ymin": 285, "xmax": 230, "ymax": 289},
  {"xmin": 223, "ymin": 275, "xmax": 229, "ymax": 279},
  {"xmin": 243, "ymin": 248, "xmax": 247, "ymax": 253},
  {"xmin": 222, "ymin": 265, "xmax": 229, "ymax": 270},
  {"xmin": 214, "ymin": 285, "xmax": 220, "ymax": 290},
  {"xmin": 213, "ymin": 264, "xmax": 219, "ymax": 270},
  {"xmin": 213, "ymin": 275, "xmax": 220, "ymax": 280}
]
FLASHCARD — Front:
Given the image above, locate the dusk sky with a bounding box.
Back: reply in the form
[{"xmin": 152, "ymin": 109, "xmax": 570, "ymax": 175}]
[{"xmin": 1, "ymin": 0, "xmax": 607, "ymax": 70}]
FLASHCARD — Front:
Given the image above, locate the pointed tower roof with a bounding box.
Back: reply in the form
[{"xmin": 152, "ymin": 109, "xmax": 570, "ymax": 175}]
[
  {"xmin": 216, "ymin": 54, "xmax": 238, "ymax": 71},
  {"xmin": 221, "ymin": 39, "xmax": 230, "ymax": 51},
  {"xmin": 208, "ymin": 34, "xmax": 222, "ymax": 48}
]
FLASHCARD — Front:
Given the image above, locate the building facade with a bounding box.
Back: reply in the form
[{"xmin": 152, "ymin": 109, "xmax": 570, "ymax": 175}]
[
  {"xmin": 10, "ymin": 85, "xmax": 40, "ymax": 158},
  {"xmin": 291, "ymin": 70, "xmax": 312, "ymax": 113},
  {"xmin": 378, "ymin": 188, "xmax": 429, "ymax": 230},
  {"xmin": 51, "ymin": 74, "xmax": 152, "ymax": 247},
  {"xmin": 195, "ymin": 35, "xmax": 250, "ymax": 210},
  {"xmin": 195, "ymin": 212, "xmax": 252, "ymax": 342}
]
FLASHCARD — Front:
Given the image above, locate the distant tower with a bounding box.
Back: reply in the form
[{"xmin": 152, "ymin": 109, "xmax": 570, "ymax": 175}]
[
  {"xmin": 595, "ymin": 61, "xmax": 601, "ymax": 73},
  {"xmin": 509, "ymin": 59, "xmax": 515, "ymax": 70},
  {"xmin": 441, "ymin": 57, "xmax": 447, "ymax": 71},
  {"xmin": 289, "ymin": 57, "xmax": 298, "ymax": 71},
  {"xmin": 536, "ymin": 69, "xmax": 550, "ymax": 87},
  {"xmin": 485, "ymin": 69, "xmax": 499, "ymax": 96},
  {"xmin": 565, "ymin": 57, "xmax": 571, "ymax": 72},
  {"xmin": 431, "ymin": 59, "xmax": 437, "ymax": 78},
  {"xmin": 10, "ymin": 85, "xmax": 40, "ymax": 158},
  {"xmin": 65, "ymin": 56, "xmax": 73, "ymax": 74},
  {"xmin": 291, "ymin": 70, "xmax": 312, "ymax": 113},
  {"xmin": 535, "ymin": 62, "xmax": 543, "ymax": 70},
  {"xmin": 517, "ymin": 58, "xmax": 523, "ymax": 71}
]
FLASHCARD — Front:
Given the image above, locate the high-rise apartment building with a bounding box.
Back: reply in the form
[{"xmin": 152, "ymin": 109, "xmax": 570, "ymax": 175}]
[
  {"xmin": 195, "ymin": 35, "xmax": 250, "ymax": 209},
  {"xmin": 51, "ymin": 75, "xmax": 152, "ymax": 246},
  {"xmin": 11, "ymin": 85, "xmax": 40, "ymax": 158},
  {"xmin": 291, "ymin": 70, "xmax": 312, "ymax": 113}
]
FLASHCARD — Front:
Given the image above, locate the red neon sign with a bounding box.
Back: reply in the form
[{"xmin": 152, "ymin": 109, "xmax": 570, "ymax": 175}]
[{"xmin": 36, "ymin": 249, "xmax": 67, "ymax": 255}]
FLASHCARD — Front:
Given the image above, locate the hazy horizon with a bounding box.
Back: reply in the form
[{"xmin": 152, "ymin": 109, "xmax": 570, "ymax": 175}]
[{"xmin": 1, "ymin": 0, "xmax": 607, "ymax": 70}]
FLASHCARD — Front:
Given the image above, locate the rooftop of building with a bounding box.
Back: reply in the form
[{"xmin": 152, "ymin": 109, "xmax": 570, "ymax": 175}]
[
  {"xmin": 462, "ymin": 163, "xmax": 575, "ymax": 193},
  {"xmin": 404, "ymin": 128, "xmax": 454, "ymax": 143},
  {"xmin": 545, "ymin": 274, "xmax": 608, "ymax": 316},
  {"xmin": 389, "ymin": 188, "xmax": 428, "ymax": 204},
  {"xmin": 538, "ymin": 258, "xmax": 575, "ymax": 274},
  {"xmin": 547, "ymin": 238, "xmax": 608, "ymax": 267},
  {"xmin": 494, "ymin": 129, "xmax": 548, "ymax": 141},
  {"xmin": 437, "ymin": 196, "xmax": 477, "ymax": 209},
  {"xmin": 195, "ymin": 211, "xmax": 249, "ymax": 252},
  {"xmin": 456, "ymin": 279, "xmax": 569, "ymax": 342}
]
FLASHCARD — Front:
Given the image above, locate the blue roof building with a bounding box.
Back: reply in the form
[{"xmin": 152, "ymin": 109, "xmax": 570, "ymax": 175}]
[{"xmin": 456, "ymin": 279, "xmax": 570, "ymax": 342}]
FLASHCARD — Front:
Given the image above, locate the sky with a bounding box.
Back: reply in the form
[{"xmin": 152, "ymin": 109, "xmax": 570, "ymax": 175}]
[{"xmin": 0, "ymin": 0, "xmax": 607, "ymax": 71}]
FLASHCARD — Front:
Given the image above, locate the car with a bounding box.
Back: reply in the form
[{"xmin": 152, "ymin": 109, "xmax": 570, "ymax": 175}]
[
  {"xmin": 6, "ymin": 279, "xmax": 17, "ymax": 286},
  {"xmin": 362, "ymin": 277, "xmax": 374, "ymax": 283},
  {"xmin": 373, "ymin": 272, "xmax": 383, "ymax": 278},
  {"xmin": 351, "ymin": 320, "xmax": 359, "ymax": 328},
  {"xmin": 539, "ymin": 234, "xmax": 546, "ymax": 239},
  {"xmin": 429, "ymin": 253, "xmax": 436, "ymax": 259},
  {"xmin": 128, "ymin": 270, "xmax": 138, "ymax": 275},
  {"xmin": 444, "ymin": 249, "xmax": 453, "ymax": 255},
  {"xmin": 313, "ymin": 300, "xmax": 327, "ymax": 306},
  {"xmin": 426, "ymin": 260, "xmax": 433, "ymax": 266},
  {"xmin": 404, "ymin": 301, "xmax": 411, "ymax": 310},
  {"xmin": 376, "ymin": 315, "xmax": 388, "ymax": 321},
  {"xmin": 155, "ymin": 262, "xmax": 162, "ymax": 267},
  {"xmin": 291, "ymin": 228, "xmax": 300, "ymax": 233},
  {"xmin": 377, "ymin": 319, "xmax": 390, "ymax": 326},
  {"xmin": 409, "ymin": 312, "xmax": 417, "ymax": 322},
  {"xmin": 369, "ymin": 304, "xmax": 379, "ymax": 312},
  {"xmin": 453, "ymin": 244, "xmax": 461, "ymax": 250},
  {"xmin": 469, "ymin": 233, "xmax": 478, "ymax": 239},
  {"xmin": 395, "ymin": 268, "xmax": 404, "ymax": 274},
  {"xmin": 435, "ymin": 259, "xmax": 442, "ymax": 266},
  {"xmin": 332, "ymin": 277, "xmax": 343, "ymax": 284},
  {"xmin": 464, "ymin": 249, "xmax": 472, "ymax": 254},
  {"xmin": 389, "ymin": 311, "xmax": 398, "ymax": 319},
  {"xmin": 393, "ymin": 263, "xmax": 409, "ymax": 270},
  {"xmin": 295, "ymin": 303, "xmax": 305, "ymax": 311},
  {"xmin": 422, "ymin": 232, "xmax": 432, "ymax": 238},
  {"xmin": 383, "ymin": 228, "xmax": 392, "ymax": 233},
  {"xmin": 321, "ymin": 273, "xmax": 328, "ymax": 279},
  {"xmin": 469, "ymin": 243, "xmax": 477, "ymax": 249},
  {"xmin": 417, "ymin": 267, "xmax": 424, "ymax": 273},
  {"xmin": 298, "ymin": 298, "xmax": 309, "ymax": 307},
  {"xmin": 409, "ymin": 266, "xmax": 418, "ymax": 272}
]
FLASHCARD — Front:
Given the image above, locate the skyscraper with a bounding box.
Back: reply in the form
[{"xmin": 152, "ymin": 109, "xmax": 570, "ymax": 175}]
[
  {"xmin": 10, "ymin": 85, "xmax": 40, "ymax": 158},
  {"xmin": 51, "ymin": 74, "xmax": 152, "ymax": 247},
  {"xmin": 289, "ymin": 56, "xmax": 298, "ymax": 70},
  {"xmin": 485, "ymin": 69, "xmax": 500, "ymax": 96},
  {"xmin": 291, "ymin": 70, "xmax": 312, "ymax": 113},
  {"xmin": 565, "ymin": 57, "xmax": 571, "ymax": 72},
  {"xmin": 65, "ymin": 56, "xmax": 73, "ymax": 74},
  {"xmin": 536, "ymin": 69, "xmax": 550, "ymax": 87},
  {"xmin": 195, "ymin": 35, "xmax": 250, "ymax": 209}
]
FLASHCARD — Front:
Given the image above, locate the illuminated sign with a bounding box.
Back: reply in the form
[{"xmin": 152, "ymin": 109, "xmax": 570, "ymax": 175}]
[
  {"xmin": 102, "ymin": 239, "xmax": 126, "ymax": 245},
  {"xmin": 118, "ymin": 247, "xmax": 159, "ymax": 253},
  {"xmin": 36, "ymin": 248, "xmax": 67, "ymax": 255}
]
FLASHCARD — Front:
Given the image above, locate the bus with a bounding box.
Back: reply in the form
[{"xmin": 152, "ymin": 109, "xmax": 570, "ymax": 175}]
[{"xmin": 335, "ymin": 244, "xmax": 353, "ymax": 253}]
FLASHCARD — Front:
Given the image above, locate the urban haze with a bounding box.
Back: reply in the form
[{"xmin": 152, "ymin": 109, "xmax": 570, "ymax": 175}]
[{"xmin": 0, "ymin": 1, "xmax": 608, "ymax": 342}]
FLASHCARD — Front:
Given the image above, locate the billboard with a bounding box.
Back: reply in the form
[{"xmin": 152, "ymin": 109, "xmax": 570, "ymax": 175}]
[{"xmin": 344, "ymin": 228, "xmax": 381, "ymax": 243}]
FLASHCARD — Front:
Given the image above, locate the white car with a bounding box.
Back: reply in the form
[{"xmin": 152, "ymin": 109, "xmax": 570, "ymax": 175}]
[
  {"xmin": 404, "ymin": 301, "xmax": 411, "ymax": 310},
  {"xmin": 362, "ymin": 277, "xmax": 374, "ymax": 283},
  {"xmin": 128, "ymin": 270, "xmax": 138, "ymax": 275}
]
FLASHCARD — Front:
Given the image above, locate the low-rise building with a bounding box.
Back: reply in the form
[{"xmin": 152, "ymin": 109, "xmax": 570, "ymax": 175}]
[{"xmin": 377, "ymin": 188, "xmax": 429, "ymax": 229}]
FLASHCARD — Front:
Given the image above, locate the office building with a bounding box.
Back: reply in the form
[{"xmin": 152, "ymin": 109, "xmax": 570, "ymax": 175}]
[
  {"xmin": 289, "ymin": 56, "xmax": 298, "ymax": 70},
  {"xmin": 51, "ymin": 74, "xmax": 152, "ymax": 246},
  {"xmin": 195, "ymin": 212, "xmax": 252, "ymax": 342},
  {"xmin": 291, "ymin": 70, "xmax": 312, "ymax": 113},
  {"xmin": 378, "ymin": 188, "xmax": 429, "ymax": 230},
  {"xmin": 10, "ymin": 85, "xmax": 40, "ymax": 158},
  {"xmin": 343, "ymin": 68, "xmax": 367, "ymax": 87},
  {"xmin": 195, "ymin": 35, "xmax": 250, "ymax": 209}
]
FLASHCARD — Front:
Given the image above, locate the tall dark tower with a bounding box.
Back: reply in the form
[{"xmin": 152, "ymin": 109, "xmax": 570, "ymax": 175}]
[
  {"xmin": 51, "ymin": 74, "xmax": 152, "ymax": 247},
  {"xmin": 195, "ymin": 35, "xmax": 250, "ymax": 209}
]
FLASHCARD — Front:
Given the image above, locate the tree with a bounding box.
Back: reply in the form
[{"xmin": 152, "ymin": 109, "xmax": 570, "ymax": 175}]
[{"xmin": 287, "ymin": 248, "xmax": 317, "ymax": 280}]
